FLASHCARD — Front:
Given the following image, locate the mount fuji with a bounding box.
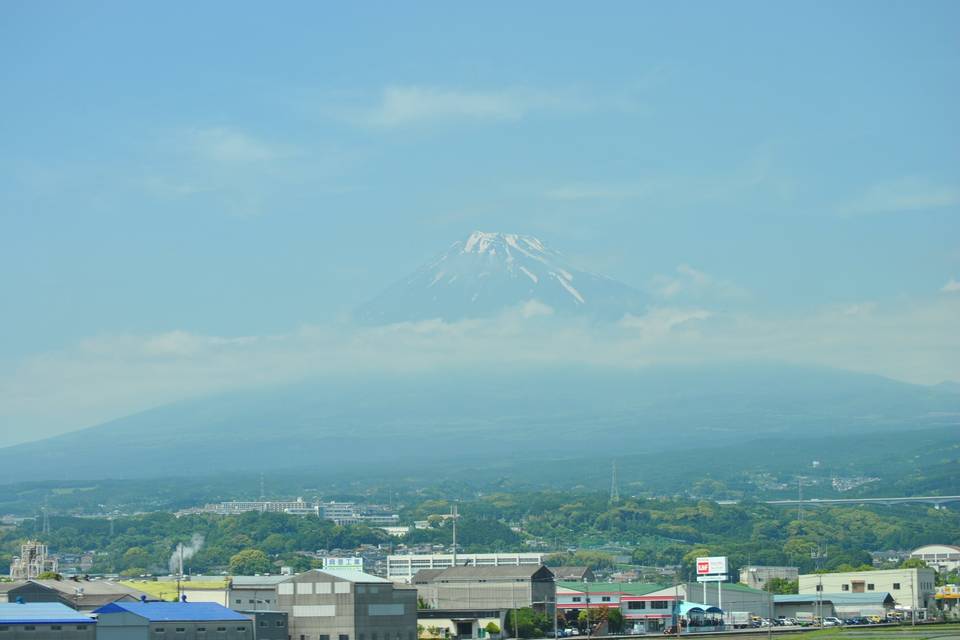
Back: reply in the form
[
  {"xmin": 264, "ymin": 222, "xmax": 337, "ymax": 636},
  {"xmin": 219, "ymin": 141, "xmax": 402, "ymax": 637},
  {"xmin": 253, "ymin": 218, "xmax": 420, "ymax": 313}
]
[{"xmin": 356, "ymin": 231, "xmax": 645, "ymax": 324}]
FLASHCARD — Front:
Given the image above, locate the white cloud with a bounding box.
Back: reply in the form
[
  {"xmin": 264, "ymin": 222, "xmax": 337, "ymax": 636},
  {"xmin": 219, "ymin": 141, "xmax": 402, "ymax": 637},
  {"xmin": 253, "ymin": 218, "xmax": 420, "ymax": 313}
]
[
  {"xmin": 942, "ymin": 278, "xmax": 960, "ymax": 293},
  {"xmin": 357, "ymin": 86, "xmax": 579, "ymax": 127},
  {"xmin": 619, "ymin": 307, "xmax": 712, "ymax": 334},
  {"xmin": 838, "ymin": 177, "xmax": 960, "ymax": 215},
  {"xmin": 186, "ymin": 127, "xmax": 289, "ymax": 164},
  {"xmin": 650, "ymin": 264, "xmax": 749, "ymax": 300},
  {"xmin": 544, "ymin": 183, "xmax": 655, "ymax": 201},
  {"xmin": 2, "ymin": 296, "xmax": 959, "ymax": 446}
]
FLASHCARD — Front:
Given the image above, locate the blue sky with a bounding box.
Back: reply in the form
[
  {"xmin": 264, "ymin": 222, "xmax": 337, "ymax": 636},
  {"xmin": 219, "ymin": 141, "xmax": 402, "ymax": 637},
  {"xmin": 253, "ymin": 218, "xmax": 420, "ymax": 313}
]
[{"xmin": 1, "ymin": 1, "xmax": 958, "ymax": 444}]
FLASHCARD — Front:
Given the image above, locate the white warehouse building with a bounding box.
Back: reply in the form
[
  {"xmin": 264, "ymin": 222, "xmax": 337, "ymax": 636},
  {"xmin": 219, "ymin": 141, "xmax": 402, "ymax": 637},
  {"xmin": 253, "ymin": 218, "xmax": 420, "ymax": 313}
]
[
  {"xmin": 387, "ymin": 553, "xmax": 544, "ymax": 582},
  {"xmin": 799, "ymin": 567, "xmax": 936, "ymax": 617}
]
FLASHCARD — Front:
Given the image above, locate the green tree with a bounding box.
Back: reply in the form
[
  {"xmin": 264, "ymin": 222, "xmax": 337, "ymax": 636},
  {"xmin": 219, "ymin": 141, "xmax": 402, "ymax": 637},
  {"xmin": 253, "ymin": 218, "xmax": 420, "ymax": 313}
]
[
  {"xmin": 36, "ymin": 571, "xmax": 62, "ymax": 580},
  {"xmin": 900, "ymin": 558, "xmax": 927, "ymax": 569},
  {"xmin": 506, "ymin": 608, "xmax": 548, "ymax": 638},
  {"xmin": 228, "ymin": 549, "xmax": 272, "ymax": 575},
  {"xmin": 607, "ymin": 608, "xmax": 624, "ymax": 633},
  {"xmin": 764, "ymin": 578, "xmax": 799, "ymax": 594},
  {"xmin": 122, "ymin": 547, "xmax": 153, "ymax": 570},
  {"xmin": 484, "ymin": 621, "xmax": 501, "ymax": 637}
]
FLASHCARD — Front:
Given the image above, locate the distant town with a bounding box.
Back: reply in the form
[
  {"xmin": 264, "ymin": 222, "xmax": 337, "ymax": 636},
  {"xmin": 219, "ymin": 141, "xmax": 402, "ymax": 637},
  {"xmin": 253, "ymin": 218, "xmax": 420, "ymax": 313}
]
[{"xmin": 2, "ymin": 488, "xmax": 958, "ymax": 640}]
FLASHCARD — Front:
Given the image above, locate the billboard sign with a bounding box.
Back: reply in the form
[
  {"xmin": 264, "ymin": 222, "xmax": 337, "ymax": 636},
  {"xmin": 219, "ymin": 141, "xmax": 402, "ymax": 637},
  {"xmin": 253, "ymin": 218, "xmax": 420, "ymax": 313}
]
[
  {"xmin": 322, "ymin": 557, "xmax": 364, "ymax": 572},
  {"xmin": 696, "ymin": 556, "xmax": 727, "ymax": 576}
]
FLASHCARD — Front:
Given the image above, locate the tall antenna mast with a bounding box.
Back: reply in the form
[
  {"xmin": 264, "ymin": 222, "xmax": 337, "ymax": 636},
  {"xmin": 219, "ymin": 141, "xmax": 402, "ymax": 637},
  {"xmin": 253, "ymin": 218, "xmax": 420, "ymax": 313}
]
[
  {"xmin": 259, "ymin": 473, "xmax": 265, "ymax": 501},
  {"xmin": 610, "ymin": 461, "xmax": 620, "ymax": 504}
]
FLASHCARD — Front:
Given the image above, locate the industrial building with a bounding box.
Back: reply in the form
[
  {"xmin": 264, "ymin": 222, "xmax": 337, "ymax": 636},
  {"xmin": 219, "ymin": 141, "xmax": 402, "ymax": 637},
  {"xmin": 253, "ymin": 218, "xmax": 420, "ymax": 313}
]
[
  {"xmin": 549, "ymin": 567, "xmax": 595, "ymax": 582},
  {"xmin": 5, "ymin": 579, "xmax": 143, "ymax": 611},
  {"xmin": 416, "ymin": 608, "xmax": 506, "ymax": 640},
  {"xmin": 8, "ymin": 541, "xmax": 58, "ymax": 580},
  {"xmin": 237, "ymin": 609, "xmax": 288, "ymax": 640},
  {"xmin": 798, "ymin": 567, "xmax": 936, "ymax": 617},
  {"xmin": 0, "ymin": 602, "xmax": 95, "ymax": 639},
  {"xmin": 739, "ymin": 566, "xmax": 798, "ymax": 590},
  {"xmin": 229, "ymin": 575, "xmax": 291, "ymax": 611},
  {"xmin": 773, "ymin": 592, "xmax": 895, "ymax": 619},
  {"xmin": 910, "ymin": 544, "xmax": 960, "ymax": 573},
  {"xmin": 387, "ymin": 554, "xmax": 544, "ymax": 582},
  {"xmin": 412, "ymin": 566, "xmax": 555, "ymax": 612},
  {"xmin": 94, "ymin": 601, "xmax": 254, "ymax": 639},
  {"xmin": 276, "ymin": 569, "xmax": 417, "ymax": 640}
]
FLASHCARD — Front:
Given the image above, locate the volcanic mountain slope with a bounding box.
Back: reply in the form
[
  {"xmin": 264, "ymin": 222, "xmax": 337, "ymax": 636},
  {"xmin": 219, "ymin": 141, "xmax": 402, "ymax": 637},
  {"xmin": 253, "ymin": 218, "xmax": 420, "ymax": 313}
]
[
  {"xmin": 1, "ymin": 365, "xmax": 958, "ymax": 483},
  {"xmin": 356, "ymin": 231, "xmax": 645, "ymax": 323}
]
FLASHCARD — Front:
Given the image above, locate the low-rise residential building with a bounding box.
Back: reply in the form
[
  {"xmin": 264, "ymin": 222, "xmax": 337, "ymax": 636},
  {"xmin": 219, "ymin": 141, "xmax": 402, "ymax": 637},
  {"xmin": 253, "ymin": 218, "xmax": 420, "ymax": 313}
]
[
  {"xmin": 557, "ymin": 582, "xmax": 667, "ymax": 633},
  {"xmin": 739, "ymin": 566, "xmax": 798, "ymax": 590},
  {"xmin": 276, "ymin": 569, "xmax": 417, "ymax": 640},
  {"xmin": 0, "ymin": 602, "xmax": 95, "ymax": 639},
  {"xmin": 798, "ymin": 567, "xmax": 936, "ymax": 617},
  {"xmin": 387, "ymin": 554, "xmax": 544, "ymax": 583},
  {"xmin": 94, "ymin": 601, "xmax": 253, "ymax": 639},
  {"xmin": 413, "ymin": 566, "xmax": 555, "ymax": 612}
]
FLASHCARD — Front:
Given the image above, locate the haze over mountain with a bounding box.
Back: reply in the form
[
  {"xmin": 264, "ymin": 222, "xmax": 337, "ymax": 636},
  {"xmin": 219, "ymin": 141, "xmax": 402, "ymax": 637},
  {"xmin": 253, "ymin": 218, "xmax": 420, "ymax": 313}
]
[
  {"xmin": 1, "ymin": 364, "xmax": 957, "ymax": 484},
  {"xmin": 356, "ymin": 231, "xmax": 645, "ymax": 324}
]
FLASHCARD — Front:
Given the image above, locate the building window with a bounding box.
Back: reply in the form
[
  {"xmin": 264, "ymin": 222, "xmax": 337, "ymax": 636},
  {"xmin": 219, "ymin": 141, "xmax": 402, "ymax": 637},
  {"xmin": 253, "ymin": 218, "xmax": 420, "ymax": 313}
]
[
  {"xmin": 277, "ymin": 621, "xmax": 285, "ymax": 627},
  {"xmin": 51, "ymin": 627, "xmax": 62, "ymax": 631},
  {"xmin": 237, "ymin": 627, "xmax": 246, "ymax": 632},
  {"xmin": 177, "ymin": 629, "xmax": 186, "ymax": 633},
  {"xmin": 23, "ymin": 627, "xmax": 35, "ymax": 631},
  {"xmin": 627, "ymin": 601, "xmax": 646, "ymax": 610},
  {"xmin": 321, "ymin": 635, "xmax": 330, "ymax": 640},
  {"xmin": 601, "ymin": 597, "xmax": 611, "ymax": 602},
  {"xmin": 198, "ymin": 628, "xmax": 206, "ymax": 632},
  {"xmin": 340, "ymin": 635, "xmax": 349, "ymax": 640},
  {"xmin": 842, "ymin": 585, "xmax": 849, "ymax": 591},
  {"xmin": 156, "ymin": 629, "xmax": 165, "ymax": 633},
  {"xmin": 893, "ymin": 583, "xmax": 901, "ymax": 590},
  {"xmin": 217, "ymin": 628, "xmax": 226, "ymax": 632},
  {"xmin": 572, "ymin": 597, "xmax": 581, "ymax": 603},
  {"xmin": 651, "ymin": 601, "xmax": 668, "ymax": 610},
  {"xmin": 816, "ymin": 585, "xmax": 822, "ymax": 592},
  {"xmin": 868, "ymin": 584, "xmax": 875, "ymax": 591},
  {"xmin": 76, "ymin": 627, "xmax": 87, "ymax": 631}
]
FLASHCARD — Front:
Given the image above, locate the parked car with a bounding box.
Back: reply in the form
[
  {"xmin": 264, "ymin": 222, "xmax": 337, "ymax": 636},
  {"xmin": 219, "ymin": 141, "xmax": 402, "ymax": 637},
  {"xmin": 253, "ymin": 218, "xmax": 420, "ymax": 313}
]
[{"xmin": 823, "ymin": 617, "xmax": 844, "ymax": 627}]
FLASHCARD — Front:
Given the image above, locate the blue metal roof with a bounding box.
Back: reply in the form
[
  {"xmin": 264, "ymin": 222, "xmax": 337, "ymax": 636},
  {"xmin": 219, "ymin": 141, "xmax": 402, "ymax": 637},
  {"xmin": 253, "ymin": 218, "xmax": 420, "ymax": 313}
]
[
  {"xmin": 94, "ymin": 602, "xmax": 251, "ymax": 622},
  {"xmin": 0, "ymin": 602, "xmax": 96, "ymax": 625}
]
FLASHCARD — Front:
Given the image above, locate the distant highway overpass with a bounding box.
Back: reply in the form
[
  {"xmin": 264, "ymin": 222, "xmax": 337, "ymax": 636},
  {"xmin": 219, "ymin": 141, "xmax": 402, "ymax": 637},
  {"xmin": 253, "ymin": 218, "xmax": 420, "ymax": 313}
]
[{"xmin": 763, "ymin": 495, "xmax": 960, "ymax": 508}]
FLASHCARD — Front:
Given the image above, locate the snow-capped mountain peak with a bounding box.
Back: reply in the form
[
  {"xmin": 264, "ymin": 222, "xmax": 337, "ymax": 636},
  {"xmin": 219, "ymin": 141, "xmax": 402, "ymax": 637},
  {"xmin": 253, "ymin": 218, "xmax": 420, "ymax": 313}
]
[{"xmin": 357, "ymin": 231, "xmax": 643, "ymax": 324}]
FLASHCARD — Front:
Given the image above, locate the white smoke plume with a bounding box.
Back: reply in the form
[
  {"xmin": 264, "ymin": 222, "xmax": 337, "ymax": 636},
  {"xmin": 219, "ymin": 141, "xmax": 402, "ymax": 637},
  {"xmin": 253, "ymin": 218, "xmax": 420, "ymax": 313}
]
[{"xmin": 168, "ymin": 533, "xmax": 205, "ymax": 575}]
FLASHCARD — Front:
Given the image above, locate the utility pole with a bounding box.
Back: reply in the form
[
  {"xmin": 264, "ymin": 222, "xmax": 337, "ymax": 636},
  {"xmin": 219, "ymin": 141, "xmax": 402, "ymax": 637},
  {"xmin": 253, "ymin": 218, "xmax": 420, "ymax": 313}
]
[
  {"xmin": 674, "ymin": 577, "xmax": 681, "ymax": 639},
  {"xmin": 811, "ymin": 546, "xmax": 827, "ymax": 626},
  {"xmin": 451, "ymin": 503, "xmax": 458, "ymax": 566},
  {"xmin": 797, "ymin": 478, "xmax": 803, "ymax": 522},
  {"xmin": 767, "ymin": 589, "xmax": 773, "ymax": 640}
]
